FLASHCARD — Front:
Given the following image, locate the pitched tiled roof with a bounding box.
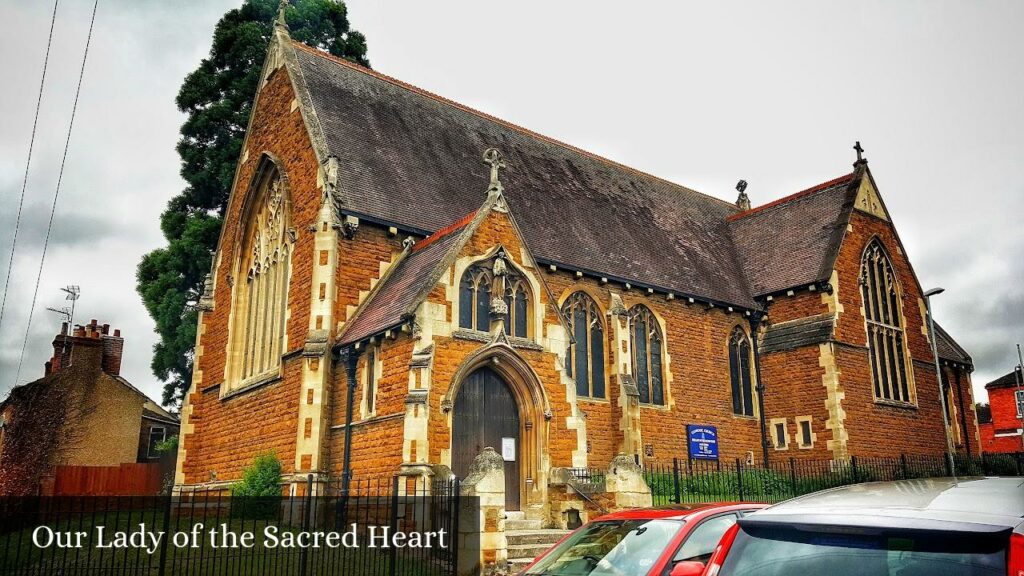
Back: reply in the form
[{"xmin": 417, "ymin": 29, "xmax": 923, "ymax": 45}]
[
  {"xmin": 727, "ymin": 173, "xmax": 858, "ymax": 296},
  {"xmin": 986, "ymin": 369, "xmax": 1023, "ymax": 391},
  {"xmin": 933, "ymin": 322, "xmax": 972, "ymax": 366},
  {"xmin": 290, "ymin": 43, "xmax": 757, "ymax": 309},
  {"xmin": 339, "ymin": 220, "xmax": 470, "ymax": 346}
]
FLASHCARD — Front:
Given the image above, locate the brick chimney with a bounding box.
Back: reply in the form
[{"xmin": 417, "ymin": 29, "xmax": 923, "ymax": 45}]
[
  {"xmin": 101, "ymin": 326, "xmax": 124, "ymax": 376},
  {"xmin": 46, "ymin": 319, "xmax": 125, "ymax": 377}
]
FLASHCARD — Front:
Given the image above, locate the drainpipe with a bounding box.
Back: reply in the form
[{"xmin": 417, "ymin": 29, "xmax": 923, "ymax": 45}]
[
  {"xmin": 749, "ymin": 312, "xmax": 770, "ymax": 467},
  {"xmin": 340, "ymin": 346, "xmax": 361, "ymax": 497}
]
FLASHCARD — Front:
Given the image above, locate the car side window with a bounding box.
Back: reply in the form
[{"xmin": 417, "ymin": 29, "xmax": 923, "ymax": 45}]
[{"xmin": 672, "ymin": 514, "xmax": 738, "ymax": 565}]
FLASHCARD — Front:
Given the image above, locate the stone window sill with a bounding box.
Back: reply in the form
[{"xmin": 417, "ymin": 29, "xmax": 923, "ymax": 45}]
[
  {"xmin": 220, "ymin": 372, "xmax": 282, "ymax": 401},
  {"xmin": 873, "ymin": 399, "xmax": 918, "ymax": 411}
]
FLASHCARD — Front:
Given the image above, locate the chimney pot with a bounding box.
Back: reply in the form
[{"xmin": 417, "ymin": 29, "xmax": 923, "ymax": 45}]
[
  {"xmin": 102, "ymin": 323, "xmax": 109, "ymax": 335},
  {"xmin": 114, "ymin": 329, "xmax": 120, "ymax": 337}
]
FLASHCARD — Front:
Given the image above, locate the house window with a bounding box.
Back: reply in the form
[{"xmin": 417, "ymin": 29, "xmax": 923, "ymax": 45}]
[
  {"xmin": 562, "ymin": 292, "xmax": 606, "ymax": 399},
  {"xmin": 796, "ymin": 416, "xmax": 814, "ymax": 449},
  {"xmin": 771, "ymin": 419, "xmax": 788, "ymax": 450},
  {"xmin": 1016, "ymin": 390, "xmax": 1024, "ymax": 418},
  {"xmin": 728, "ymin": 327, "xmax": 755, "ymax": 417},
  {"xmin": 860, "ymin": 240, "xmax": 913, "ymax": 404},
  {"xmin": 459, "ymin": 258, "xmax": 531, "ymax": 337},
  {"xmin": 228, "ymin": 165, "xmax": 292, "ymax": 389},
  {"xmin": 363, "ymin": 345, "xmax": 379, "ymax": 417},
  {"xmin": 147, "ymin": 426, "xmax": 166, "ymax": 459},
  {"xmin": 629, "ymin": 306, "xmax": 665, "ymax": 406}
]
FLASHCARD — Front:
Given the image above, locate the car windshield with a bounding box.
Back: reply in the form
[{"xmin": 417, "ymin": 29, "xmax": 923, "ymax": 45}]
[
  {"xmin": 523, "ymin": 519, "xmax": 683, "ymax": 575},
  {"xmin": 719, "ymin": 524, "xmax": 1007, "ymax": 576}
]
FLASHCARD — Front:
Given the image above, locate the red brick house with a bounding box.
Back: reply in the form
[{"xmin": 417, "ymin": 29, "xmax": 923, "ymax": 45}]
[
  {"xmin": 0, "ymin": 321, "xmax": 179, "ymax": 495},
  {"xmin": 979, "ymin": 369, "xmax": 1024, "ymax": 454},
  {"xmin": 175, "ymin": 17, "xmax": 979, "ymax": 512}
]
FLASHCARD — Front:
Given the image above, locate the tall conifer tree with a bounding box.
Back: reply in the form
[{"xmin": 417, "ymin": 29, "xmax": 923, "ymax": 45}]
[{"xmin": 137, "ymin": 0, "xmax": 368, "ymax": 406}]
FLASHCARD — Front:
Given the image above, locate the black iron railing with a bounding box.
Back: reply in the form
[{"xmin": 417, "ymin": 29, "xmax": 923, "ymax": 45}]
[
  {"xmin": 0, "ymin": 475, "xmax": 463, "ymax": 576},
  {"xmin": 642, "ymin": 452, "xmax": 1024, "ymax": 506}
]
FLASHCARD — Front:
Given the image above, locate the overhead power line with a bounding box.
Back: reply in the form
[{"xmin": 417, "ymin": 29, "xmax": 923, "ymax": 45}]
[
  {"xmin": 0, "ymin": 0, "xmax": 61, "ymax": 336},
  {"xmin": 13, "ymin": 0, "xmax": 100, "ymax": 388}
]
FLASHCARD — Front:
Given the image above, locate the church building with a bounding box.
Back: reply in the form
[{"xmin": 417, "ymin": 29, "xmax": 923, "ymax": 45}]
[{"xmin": 175, "ymin": 14, "xmax": 980, "ymax": 513}]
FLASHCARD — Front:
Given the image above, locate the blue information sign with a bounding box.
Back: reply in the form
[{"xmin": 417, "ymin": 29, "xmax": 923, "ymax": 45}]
[{"xmin": 687, "ymin": 424, "xmax": 719, "ymax": 460}]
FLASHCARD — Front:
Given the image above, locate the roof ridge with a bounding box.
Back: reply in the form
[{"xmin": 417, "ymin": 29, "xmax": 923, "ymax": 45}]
[
  {"xmin": 290, "ymin": 42, "xmax": 737, "ymax": 211},
  {"xmin": 413, "ymin": 210, "xmax": 477, "ymax": 252},
  {"xmin": 727, "ymin": 173, "xmax": 855, "ymax": 222}
]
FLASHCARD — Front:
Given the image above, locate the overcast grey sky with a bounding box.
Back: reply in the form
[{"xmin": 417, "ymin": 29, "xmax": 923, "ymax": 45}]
[{"xmin": 1, "ymin": 0, "xmax": 1021, "ymax": 407}]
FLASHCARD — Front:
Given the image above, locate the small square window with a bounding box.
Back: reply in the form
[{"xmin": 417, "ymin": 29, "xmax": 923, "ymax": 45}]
[
  {"xmin": 771, "ymin": 419, "xmax": 788, "ymax": 450},
  {"xmin": 795, "ymin": 416, "xmax": 815, "ymax": 449}
]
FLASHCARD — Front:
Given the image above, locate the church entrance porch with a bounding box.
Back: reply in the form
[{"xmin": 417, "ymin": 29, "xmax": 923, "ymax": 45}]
[{"xmin": 452, "ymin": 367, "xmax": 521, "ymax": 511}]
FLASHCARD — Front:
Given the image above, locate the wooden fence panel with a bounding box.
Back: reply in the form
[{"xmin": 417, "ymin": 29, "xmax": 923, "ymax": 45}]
[{"xmin": 52, "ymin": 463, "xmax": 163, "ymax": 496}]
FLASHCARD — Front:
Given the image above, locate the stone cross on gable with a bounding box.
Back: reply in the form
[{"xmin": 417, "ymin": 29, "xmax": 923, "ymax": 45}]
[
  {"xmin": 483, "ymin": 148, "xmax": 506, "ymax": 193},
  {"xmin": 854, "ymin": 141, "xmax": 865, "ymax": 163}
]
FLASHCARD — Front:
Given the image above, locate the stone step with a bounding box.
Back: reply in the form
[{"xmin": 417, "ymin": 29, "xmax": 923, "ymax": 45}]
[
  {"xmin": 509, "ymin": 557, "xmax": 535, "ymax": 571},
  {"xmin": 506, "ymin": 529, "xmax": 571, "ymax": 546},
  {"xmin": 505, "ymin": 518, "xmax": 544, "ymax": 531},
  {"xmin": 507, "ymin": 542, "xmax": 557, "ymax": 560}
]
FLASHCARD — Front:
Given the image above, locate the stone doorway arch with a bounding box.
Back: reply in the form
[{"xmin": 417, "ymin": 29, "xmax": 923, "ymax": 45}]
[{"xmin": 443, "ymin": 342, "xmax": 552, "ymax": 512}]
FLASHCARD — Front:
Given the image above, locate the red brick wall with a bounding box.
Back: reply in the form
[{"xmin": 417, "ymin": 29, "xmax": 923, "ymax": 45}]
[
  {"xmin": 982, "ymin": 385, "xmax": 1024, "ymax": 454},
  {"xmin": 827, "ymin": 209, "xmax": 948, "ymax": 456},
  {"xmin": 181, "ymin": 67, "xmax": 322, "ymax": 484}
]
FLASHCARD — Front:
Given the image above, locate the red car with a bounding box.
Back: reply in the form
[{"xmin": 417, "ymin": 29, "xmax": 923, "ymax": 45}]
[{"xmin": 518, "ymin": 503, "xmax": 767, "ymax": 576}]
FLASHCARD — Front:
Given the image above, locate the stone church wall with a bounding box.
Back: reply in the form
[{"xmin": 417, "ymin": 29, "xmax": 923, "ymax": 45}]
[{"xmin": 181, "ymin": 68, "xmax": 321, "ymax": 484}]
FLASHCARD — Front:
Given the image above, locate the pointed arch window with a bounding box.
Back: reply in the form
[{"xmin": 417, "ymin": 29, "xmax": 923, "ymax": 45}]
[
  {"xmin": 729, "ymin": 327, "xmax": 755, "ymax": 417},
  {"xmin": 459, "ymin": 265, "xmax": 492, "ymax": 332},
  {"xmin": 458, "ymin": 257, "xmax": 531, "ymax": 338},
  {"xmin": 503, "ymin": 276, "xmax": 530, "ymax": 338},
  {"xmin": 229, "ymin": 165, "xmax": 292, "ymax": 389},
  {"xmin": 562, "ymin": 292, "xmax": 605, "ymax": 399},
  {"xmin": 629, "ymin": 306, "xmax": 665, "ymax": 406},
  {"xmin": 860, "ymin": 240, "xmax": 913, "ymax": 404}
]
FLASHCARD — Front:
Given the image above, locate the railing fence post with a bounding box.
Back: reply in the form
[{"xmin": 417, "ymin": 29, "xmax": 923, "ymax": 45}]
[
  {"xmin": 850, "ymin": 456, "xmax": 859, "ymax": 483},
  {"xmin": 158, "ymin": 493, "xmax": 173, "ymax": 576},
  {"xmin": 672, "ymin": 458, "xmax": 682, "ymax": 504},
  {"xmin": 389, "ymin": 475, "xmax": 400, "ymax": 576},
  {"xmin": 300, "ymin": 474, "xmax": 313, "ymax": 576},
  {"xmin": 736, "ymin": 458, "xmax": 745, "ymax": 502},
  {"xmin": 789, "ymin": 458, "xmax": 797, "ymax": 498}
]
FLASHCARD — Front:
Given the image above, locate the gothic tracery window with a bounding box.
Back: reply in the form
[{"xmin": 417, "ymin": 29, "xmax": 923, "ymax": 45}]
[
  {"xmin": 860, "ymin": 240, "xmax": 913, "ymax": 404},
  {"xmin": 459, "ymin": 265, "xmax": 492, "ymax": 332},
  {"xmin": 729, "ymin": 327, "xmax": 755, "ymax": 417},
  {"xmin": 230, "ymin": 166, "xmax": 292, "ymax": 387},
  {"xmin": 458, "ymin": 256, "xmax": 530, "ymax": 338},
  {"xmin": 629, "ymin": 305, "xmax": 665, "ymax": 406},
  {"xmin": 562, "ymin": 292, "xmax": 605, "ymax": 399}
]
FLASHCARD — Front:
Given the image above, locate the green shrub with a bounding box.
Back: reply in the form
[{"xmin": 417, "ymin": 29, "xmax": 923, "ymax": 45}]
[
  {"xmin": 231, "ymin": 453, "xmax": 283, "ymax": 519},
  {"xmin": 232, "ymin": 452, "xmax": 283, "ymax": 496}
]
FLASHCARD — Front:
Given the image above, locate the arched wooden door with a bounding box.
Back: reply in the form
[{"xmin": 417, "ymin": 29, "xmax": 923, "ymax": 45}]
[{"xmin": 452, "ymin": 367, "xmax": 521, "ymax": 511}]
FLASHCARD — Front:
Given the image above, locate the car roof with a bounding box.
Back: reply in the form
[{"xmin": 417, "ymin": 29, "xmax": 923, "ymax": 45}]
[
  {"xmin": 745, "ymin": 477, "xmax": 1024, "ymax": 533},
  {"xmin": 593, "ymin": 502, "xmax": 765, "ymax": 522}
]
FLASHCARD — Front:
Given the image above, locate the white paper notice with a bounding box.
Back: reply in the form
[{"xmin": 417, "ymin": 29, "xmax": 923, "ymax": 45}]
[{"xmin": 501, "ymin": 437, "xmax": 516, "ymax": 461}]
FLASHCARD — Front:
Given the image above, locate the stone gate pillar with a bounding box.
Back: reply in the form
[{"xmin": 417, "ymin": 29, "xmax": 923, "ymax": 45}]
[{"xmin": 458, "ymin": 447, "xmax": 507, "ymax": 576}]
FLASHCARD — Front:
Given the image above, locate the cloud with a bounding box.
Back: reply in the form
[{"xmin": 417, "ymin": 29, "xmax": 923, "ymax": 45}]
[{"xmin": 1, "ymin": 0, "xmax": 1022, "ymax": 411}]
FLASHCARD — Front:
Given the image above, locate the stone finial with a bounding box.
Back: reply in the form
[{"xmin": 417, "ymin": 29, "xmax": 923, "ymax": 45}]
[
  {"xmin": 735, "ymin": 179, "xmax": 751, "ymax": 211},
  {"xmin": 482, "ymin": 147, "xmax": 506, "ymax": 194},
  {"xmin": 276, "ymin": 0, "xmax": 290, "ymax": 30}
]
